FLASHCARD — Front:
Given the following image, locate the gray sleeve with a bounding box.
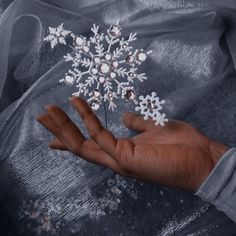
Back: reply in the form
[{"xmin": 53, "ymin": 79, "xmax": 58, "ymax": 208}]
[{"xmin": 195, "ymin": 148, "xmax": 236, "ymax": 223}]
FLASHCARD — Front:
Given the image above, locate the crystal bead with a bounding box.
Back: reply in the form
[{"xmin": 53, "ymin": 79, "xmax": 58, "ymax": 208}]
[
  {"xmin": 90, "ymin": 100, "xmax": 100, "ymax": 110},
  {"xmin": 122, "ymin": 42, "xmax": 129, "ymax": 49},
  {"xmin": 128, "ymin": 72, "xmax": 134, "ymax": 78},
  {"xmin": 95, "ymin": 35, "xmax": 101, "ymax": 42},
  {"xmin": 108, "ymin": 92, "xmax": 113, "ymax": 100},
  {"xmin": 126, "ymin": 55, "xmax": 135, "ymax": 64},
  {"xmin": 108, "ymin": 25, "xmax": 121, "ymax": 38},
  {"xmin": 147, "ymin": 101, "xmax": 157, "ymax": 110},
  {"xmin": 93, "ymin": 89, "xmax": 100, "ymax": 97},
  {"xmin": 112, "ymin": 60, "xmax": 119, "ymax": 68},
  {"xmin": 125, "ymin": 90, "xmax": 135, "ymax": 100}
]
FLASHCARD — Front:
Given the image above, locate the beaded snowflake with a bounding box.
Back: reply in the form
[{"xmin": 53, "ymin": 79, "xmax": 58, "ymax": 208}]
[{"xmin": 44, "ymin": 21, "xmax": 168, "ymax": 126}]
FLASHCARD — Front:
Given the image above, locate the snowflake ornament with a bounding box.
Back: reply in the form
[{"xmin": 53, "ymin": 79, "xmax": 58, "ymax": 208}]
[
  {"xmin": 135, "ymin": 92, "xmax": 168, "ymax": 126},
  {"xmin": 44, "ymin": 21, "xmax": 168, "ymax": 126}
]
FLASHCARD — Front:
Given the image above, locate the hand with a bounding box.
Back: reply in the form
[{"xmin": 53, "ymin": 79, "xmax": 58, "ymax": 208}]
[{"xmin": 36, "ymin": 97, "xmax": 230, "ymax": 191}]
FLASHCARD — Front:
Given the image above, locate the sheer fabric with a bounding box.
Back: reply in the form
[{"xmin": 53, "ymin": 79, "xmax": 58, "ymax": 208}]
[{"xmin": 0, "ymin": 0, "xmax": 236, "ymax": 235}]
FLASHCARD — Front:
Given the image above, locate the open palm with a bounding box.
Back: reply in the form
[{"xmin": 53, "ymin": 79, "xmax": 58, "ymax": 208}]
[{"xmin": 37, "ymin": 97, "xmax": 229, "ymax": 191}]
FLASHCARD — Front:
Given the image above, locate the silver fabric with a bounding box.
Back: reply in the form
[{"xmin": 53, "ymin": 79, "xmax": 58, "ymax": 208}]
[
  {"xmin": 0, "ymin": 0, "xmax": 236, "ymax": 235},
  {"xmin": 196, "ymin": 148, "xmax": 236, "ymax": 223}
]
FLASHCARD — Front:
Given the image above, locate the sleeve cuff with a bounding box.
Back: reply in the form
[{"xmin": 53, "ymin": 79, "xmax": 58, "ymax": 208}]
[{"xmin": 195, "ymin": 148, "xmax": 236, "ymax": 223}]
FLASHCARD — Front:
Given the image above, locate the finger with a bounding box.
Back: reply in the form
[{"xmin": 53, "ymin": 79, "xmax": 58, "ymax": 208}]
[
  {"xmin": 36, "ymin": 113, "xmax": 64, "ymax": 140},
  {"xmin": 70, "ymin": 97, "xmax": 117, "ymax": 157},
  {"xmin": 79, "ymin": 140, "xmax": 128, "ymax": 176},
  {"xmin": 49, "ymin": 138, "xmax": 68, "ymax": 150},
  {"xmin": 46, "ymin": 105, "xmax": 87, "ymax": 153},
  {"xmin": 37, "ymin": 110, "xmax": 125, "ymax": 174},
  {"xmin": 122, "ymin": 112, "xmax": 157, "ymax": 132}
]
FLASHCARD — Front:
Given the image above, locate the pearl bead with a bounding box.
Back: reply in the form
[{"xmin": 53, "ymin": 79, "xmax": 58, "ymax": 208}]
[
  {"xmin": 99, "ymin": 77, "xmax": 105, "ymax": 83},
  {"xmin": 105, "ymin": 53, "xmax": 112, "ymax": 61},
  {"xmin": 98, "ymin": 61, "xmax": 110, "ymax": 74},
  {"xmin": 93, "ymin": 57, "xmax": 101, "ymax": 64},
  {"xmin": 64, "ymin": 75, "xmax": 75, "ymax": 84},
  {"xmin": 137, "ymin": 52, "xmax": 147, "ymax": 62},
  {"xmin": 76, "ymin": 37, "xmax": 84, "ymax": 46},
  {"xmin": 109, "ymin": 72, "xmax": 116, "ymax": 79}
]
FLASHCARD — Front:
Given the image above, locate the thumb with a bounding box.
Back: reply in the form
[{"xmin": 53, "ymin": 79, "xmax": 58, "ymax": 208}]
[{"xmin": 122, "ymin": 112, "xmax": 150, "ymax": 133}]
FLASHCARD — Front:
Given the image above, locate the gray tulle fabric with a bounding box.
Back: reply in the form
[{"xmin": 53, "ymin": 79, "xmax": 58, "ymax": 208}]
[{"xmin": 0, "ymin": 0, "xmax": 236, "ymax": 235}]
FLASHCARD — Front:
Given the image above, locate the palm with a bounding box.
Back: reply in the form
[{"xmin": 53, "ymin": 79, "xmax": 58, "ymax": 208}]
[
  {"xmin": 111, "ymin": 119, "xmax": 213, "ymax": 191},
  {"xmin": 37, "ymin": 97, "xmax": 228, "ymax": 191}
]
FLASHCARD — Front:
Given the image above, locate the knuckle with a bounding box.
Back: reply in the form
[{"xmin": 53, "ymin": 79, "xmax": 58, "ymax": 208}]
[{"xmin": 90, "ymin": 126, "xmax": 104, "ymax": 141}]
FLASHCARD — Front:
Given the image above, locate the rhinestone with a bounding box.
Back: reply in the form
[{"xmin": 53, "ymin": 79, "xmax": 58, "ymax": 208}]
[
  {"xmin": 93, "ymin": 89, "xmax": 100, "ymax": 97},
  {"xmin": 112, "ymin": 60, "xmax": 119, "ymax": 68},
  {"xmin": 122, "ymin": 42, "xmax": 129, "ymax": 49},
  {"xmin": 108, "ymin": 92, "xmax": 113, "ymax": 99},
  {"xmin": 98, "ymin": 61, "xmax": 110, "ymax": 74},
  {"xmin": 128, "ymin": 72, "xmax": 134, "ymax": 77},
  {"xmin": 126, "ymin": 55, "xmax": 135, "ymax": 64},
  {"xmin": 108, "ymin": 25, "xmax": 121, "ymax": 37},
  {"xmin": 147, "ymin": 101, "xmax": 156, "ymax": 110},
  {"xmin": 125, "ymin": 90, "xmax": 135, "ymax": 100},
  {"xmin": 95, "ymin": 35, "xmax": 100, "ymax": 42},
  {"xmin": 90, "ymin": 100, "xmax": 100, "ymax": 110},
  {"xmin": 80, "ymin": 86, "xmax": 87, "ymax": 93},
  {"xmin": 64, "ymin": 75, "xmax": 75, "ymax": 84}
]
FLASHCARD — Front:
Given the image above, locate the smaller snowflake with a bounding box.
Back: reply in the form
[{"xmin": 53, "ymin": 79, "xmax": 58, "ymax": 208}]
[
  {"xmin": 44, "ymin": 23, "xmax": 71, "ymax": 49},
  {"xmin": 135, "ymin": 92, "xmax": 168, "ymax": 126}
]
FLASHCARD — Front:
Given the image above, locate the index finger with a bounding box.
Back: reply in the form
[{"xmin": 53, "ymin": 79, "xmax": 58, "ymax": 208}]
[{"xmin": 70, "ymin": 97, "xmax": 118, "ymax": 157}]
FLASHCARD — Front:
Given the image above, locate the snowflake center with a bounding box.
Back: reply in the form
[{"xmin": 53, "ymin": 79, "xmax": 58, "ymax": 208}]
[
  {"xmin": 147, "ymin": 101, "xmax": 156, "ymax": 110},
  {"xmin": 98, "ymin": 61, "xmax": 111, "ymax": 74}
]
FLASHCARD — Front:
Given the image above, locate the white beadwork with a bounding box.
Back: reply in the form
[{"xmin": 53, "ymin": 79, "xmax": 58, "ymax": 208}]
[{"xmin": 44, "ymin": 21, "xmax": 167, "ymax": 125}]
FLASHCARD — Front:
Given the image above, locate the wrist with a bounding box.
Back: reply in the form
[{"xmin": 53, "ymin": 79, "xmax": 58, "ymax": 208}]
[
  {"xmin": 209, "ymin": 140, "xmax": 230, "ymax": 165},
  {"xmin": 192, "ymin": 141, "xmax": 230, "ymax": 192}
]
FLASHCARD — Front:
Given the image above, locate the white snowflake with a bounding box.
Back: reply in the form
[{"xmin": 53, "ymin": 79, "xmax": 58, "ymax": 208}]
[
  {"xmin": 135, "ymin": 92, "xmax": 168, "ymax": 126},
  {"xmin": 44, "ymin": 21, "xmax": 167, "ymax": 126},
  {"xmin": 44, "ymin": 23, "xmax": 71, "ymax": 49}
]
